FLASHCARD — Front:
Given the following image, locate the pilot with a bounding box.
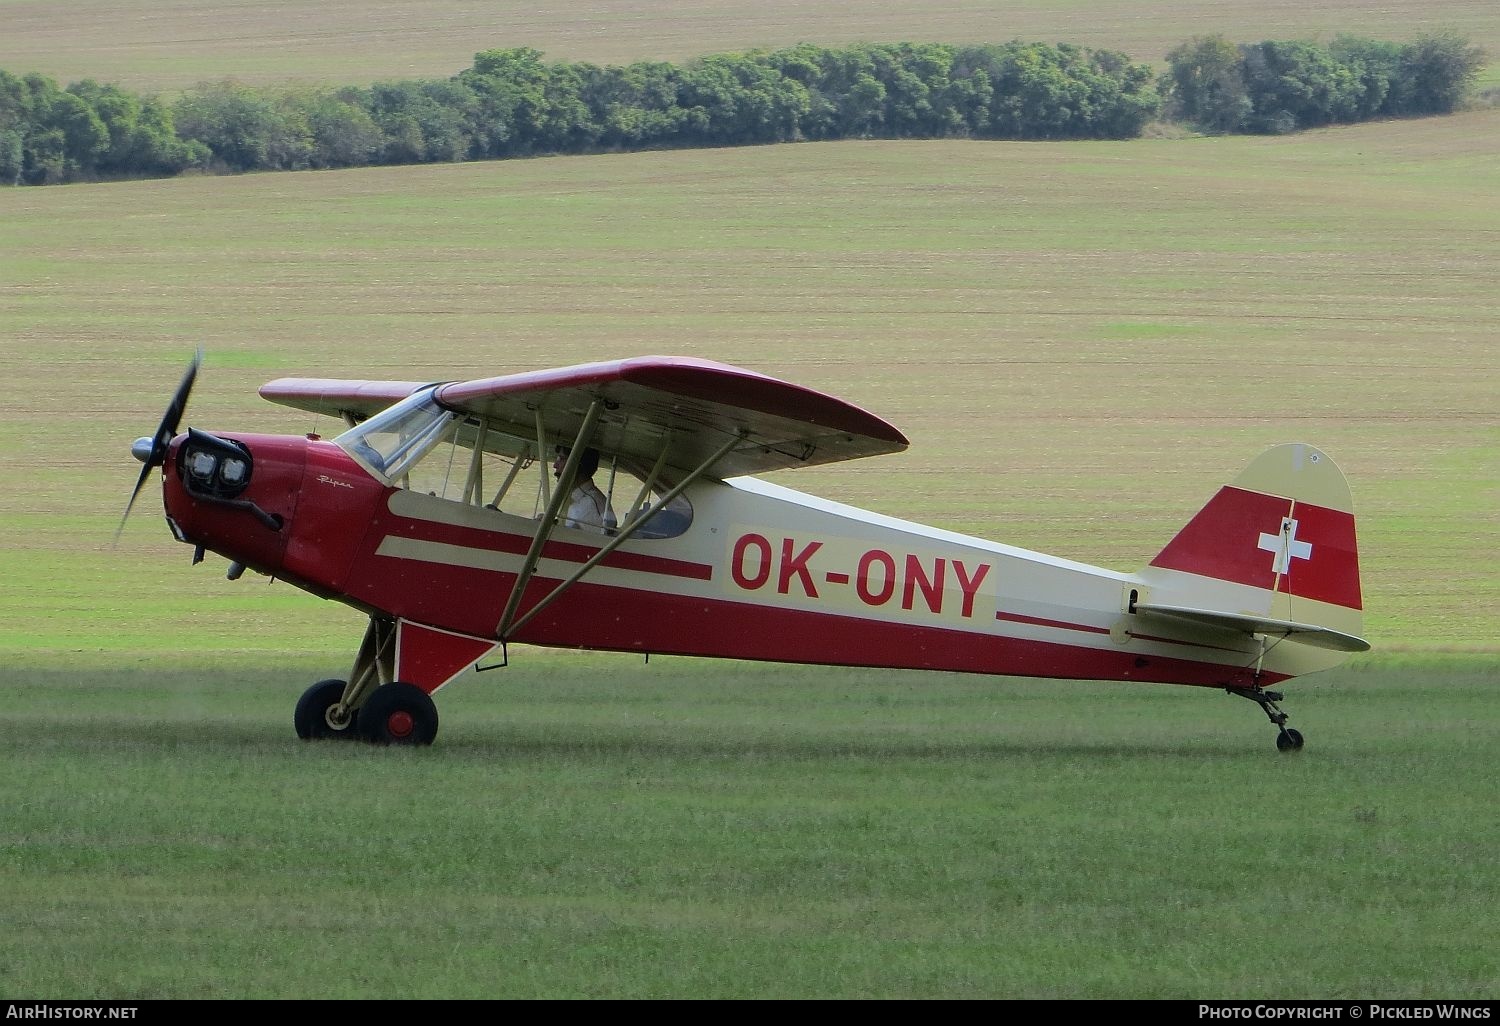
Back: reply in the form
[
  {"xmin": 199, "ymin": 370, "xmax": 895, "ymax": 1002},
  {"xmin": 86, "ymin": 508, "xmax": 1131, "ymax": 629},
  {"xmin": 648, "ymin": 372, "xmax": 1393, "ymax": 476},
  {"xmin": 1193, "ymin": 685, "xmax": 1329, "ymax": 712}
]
[{"xmin": 553, "ymin": 446, "xmax": 617, "ymax": 535}]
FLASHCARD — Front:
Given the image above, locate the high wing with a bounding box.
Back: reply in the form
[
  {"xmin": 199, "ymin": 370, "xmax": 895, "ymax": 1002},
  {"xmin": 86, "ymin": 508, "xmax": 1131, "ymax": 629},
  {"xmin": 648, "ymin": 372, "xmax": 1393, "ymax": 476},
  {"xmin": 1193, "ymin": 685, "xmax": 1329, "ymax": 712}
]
[
  {"xmin": 264, "ymin": 356, "xmax": 908, "ymax": 478},
  {"xmin": 437, "ymin": 356, "xmax": 908, "ymax": 477},
  {"xmin": 260, "ymin": 378, "xmax": 433, "ymax": 424}
]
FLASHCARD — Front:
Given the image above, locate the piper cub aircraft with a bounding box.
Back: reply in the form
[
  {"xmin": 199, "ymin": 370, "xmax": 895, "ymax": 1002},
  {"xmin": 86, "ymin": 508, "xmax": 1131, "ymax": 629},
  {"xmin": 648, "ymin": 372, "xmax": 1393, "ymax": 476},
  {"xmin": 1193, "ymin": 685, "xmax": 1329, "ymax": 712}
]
[{"xmin": 123, "ymin": 354, "xmax": 1367, "ymax": 751}]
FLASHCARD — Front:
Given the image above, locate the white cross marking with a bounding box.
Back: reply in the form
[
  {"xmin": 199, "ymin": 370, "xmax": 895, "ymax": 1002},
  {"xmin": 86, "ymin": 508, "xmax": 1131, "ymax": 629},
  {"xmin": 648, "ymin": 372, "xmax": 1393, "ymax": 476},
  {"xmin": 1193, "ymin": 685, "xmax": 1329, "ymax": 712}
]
[{"xmin": 1258, "ymin": 517, "xmax": 1313, "ymax": 574}]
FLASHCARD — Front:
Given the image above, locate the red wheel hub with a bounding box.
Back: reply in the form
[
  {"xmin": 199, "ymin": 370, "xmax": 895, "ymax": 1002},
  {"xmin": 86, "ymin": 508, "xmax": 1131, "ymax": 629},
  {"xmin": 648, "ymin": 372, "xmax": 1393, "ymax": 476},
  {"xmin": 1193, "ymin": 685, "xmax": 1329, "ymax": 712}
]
[{"xmin": 386, "ymin": 710, "xmax": 415, "ymax": 739}]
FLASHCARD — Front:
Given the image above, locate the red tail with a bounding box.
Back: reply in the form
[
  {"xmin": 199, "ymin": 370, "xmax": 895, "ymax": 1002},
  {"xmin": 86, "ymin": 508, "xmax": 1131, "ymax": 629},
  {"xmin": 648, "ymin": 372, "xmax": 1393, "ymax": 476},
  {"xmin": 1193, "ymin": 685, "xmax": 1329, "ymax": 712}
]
[
  {"xmin": 1138, "ymin": 444, "xmax": 1364, "ymax": 648},
  {"xmin": 1149, "ymin": 484, "xmax": 1361, "ymax": 610}
]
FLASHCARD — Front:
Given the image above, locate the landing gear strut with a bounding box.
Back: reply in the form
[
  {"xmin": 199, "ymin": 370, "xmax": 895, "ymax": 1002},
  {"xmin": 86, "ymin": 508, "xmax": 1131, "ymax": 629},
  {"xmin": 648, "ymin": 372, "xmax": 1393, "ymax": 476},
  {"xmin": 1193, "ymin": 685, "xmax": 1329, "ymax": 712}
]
[{"xmin": 1227, "ymin": 686, "xmax": 1305, "ymax": 752}]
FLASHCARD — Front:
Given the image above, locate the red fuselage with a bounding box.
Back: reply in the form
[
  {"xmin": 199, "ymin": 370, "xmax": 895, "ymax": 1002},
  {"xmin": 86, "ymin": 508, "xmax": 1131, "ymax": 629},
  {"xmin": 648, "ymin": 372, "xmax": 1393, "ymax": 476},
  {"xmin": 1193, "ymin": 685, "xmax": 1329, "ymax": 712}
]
[
  {"xmin": 164, "ymin": 433, "xmax": 383, "ymax": 606},
  {"xmin": 160, "ymin": 430, "xmax": 1320, "ymax": 696}
]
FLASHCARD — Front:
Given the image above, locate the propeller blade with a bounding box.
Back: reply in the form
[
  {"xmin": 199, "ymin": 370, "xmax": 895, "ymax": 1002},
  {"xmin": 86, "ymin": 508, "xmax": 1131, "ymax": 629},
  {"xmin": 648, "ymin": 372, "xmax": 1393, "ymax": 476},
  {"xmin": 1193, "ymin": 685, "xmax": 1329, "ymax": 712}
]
[
  {"xmin": 114, "ymin": 348, "xmax": 203, "ymax": 546},
  {"xmin": 115, "ymin": 460, "xmax": 156, "ymax": 544},
  {"xmin": 152, "ymin": 347, "xmax": 202, "ymax": 465}
]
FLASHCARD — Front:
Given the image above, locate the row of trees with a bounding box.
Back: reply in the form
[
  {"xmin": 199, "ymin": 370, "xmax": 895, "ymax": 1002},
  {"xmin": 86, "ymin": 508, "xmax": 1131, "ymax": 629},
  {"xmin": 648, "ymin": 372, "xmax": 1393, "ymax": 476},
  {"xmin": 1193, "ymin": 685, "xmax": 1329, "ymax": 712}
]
[
  {"xmin": 2, "ymin": 41, "xmax": 1161, "ymax": 185},
  {"xmin": 1166, "ymin": 32, "xmax": 1485, "ymax": 133},
  {"xmin": 0, "ymin": 33, "xmax": 1486, "ymax": 186},
  {"xmin": 0, "ymin": 77, "xmax": 208, "ymax": 183}
]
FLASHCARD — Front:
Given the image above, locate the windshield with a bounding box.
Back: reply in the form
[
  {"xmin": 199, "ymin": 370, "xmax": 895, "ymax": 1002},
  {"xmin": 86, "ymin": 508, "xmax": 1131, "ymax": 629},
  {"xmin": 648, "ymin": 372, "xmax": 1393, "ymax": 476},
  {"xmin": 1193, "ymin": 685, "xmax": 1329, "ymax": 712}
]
[{"xmin": 334, "ymin": 386, "xmax": 457, "ymax": 482}]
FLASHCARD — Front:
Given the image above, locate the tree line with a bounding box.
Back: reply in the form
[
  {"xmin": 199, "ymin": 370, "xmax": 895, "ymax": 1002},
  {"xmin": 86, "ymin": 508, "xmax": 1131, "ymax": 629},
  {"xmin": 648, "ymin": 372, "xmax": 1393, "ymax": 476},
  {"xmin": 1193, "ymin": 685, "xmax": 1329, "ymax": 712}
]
[
  {"xmin": 0, "ymin": 34, "xmax": 1486, "ymax": 186},
  {"xmin": 1165, "ymin": 32, "xmax": 1485, "ymax": 133}
]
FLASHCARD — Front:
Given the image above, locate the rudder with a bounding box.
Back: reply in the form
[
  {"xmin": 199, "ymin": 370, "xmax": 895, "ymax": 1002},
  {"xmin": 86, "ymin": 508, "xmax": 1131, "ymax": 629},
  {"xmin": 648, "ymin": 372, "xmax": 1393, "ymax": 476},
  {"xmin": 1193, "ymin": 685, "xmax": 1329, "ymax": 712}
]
[{"xmin": 1137, "ymin": 443, "xmax": 1364, "ymax": 648}]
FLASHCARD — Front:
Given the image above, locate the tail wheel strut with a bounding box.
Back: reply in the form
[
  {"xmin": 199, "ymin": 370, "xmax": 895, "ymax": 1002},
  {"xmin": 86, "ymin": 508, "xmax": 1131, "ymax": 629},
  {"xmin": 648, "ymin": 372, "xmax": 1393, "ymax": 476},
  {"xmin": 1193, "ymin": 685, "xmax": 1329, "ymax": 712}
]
[{"xmin": 1226, "ymin": 686, "xmax": 1305, "ymax": 752}]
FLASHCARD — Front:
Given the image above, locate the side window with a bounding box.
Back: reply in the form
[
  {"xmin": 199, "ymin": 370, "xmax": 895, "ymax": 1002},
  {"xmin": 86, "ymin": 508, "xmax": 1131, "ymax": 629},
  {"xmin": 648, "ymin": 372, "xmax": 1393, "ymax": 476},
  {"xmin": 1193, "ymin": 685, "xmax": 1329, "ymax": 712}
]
[
  {"xmin": 378, "ymin": 415, "xmax": 533, "ymax": 512},
  {"xmin": 462, "ymin": 420, "xmax": 548, "ymax": 518},
  {"xmin": 484, "ymin": 443, "xmax": 548, "ymax": 519},
  {"xmin": 380, "ymin": 415, "xmax": 694, "ymax": 540},
  {"xmin": 605, "ymin": 459, "xmax": 693, "ymax": 539},
  {"xmin": 397, "ymin": 424, "xmax": 466, "ymax": 500}
]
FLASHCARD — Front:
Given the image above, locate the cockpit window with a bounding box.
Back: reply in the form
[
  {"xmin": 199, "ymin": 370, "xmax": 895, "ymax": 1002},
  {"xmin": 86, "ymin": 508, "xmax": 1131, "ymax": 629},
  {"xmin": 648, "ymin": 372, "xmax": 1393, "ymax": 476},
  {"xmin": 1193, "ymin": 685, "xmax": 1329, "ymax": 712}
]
[
  {"xmin": 334, "ymin": 388, "xmax": 455, "ymax": 483},
  {"xmin": 334, "ymin": 390, "xmax": 693, "ymax": 539},
  {"xmin": 611, "ymin": 459, "xmax": 694, "ymax": 539}
]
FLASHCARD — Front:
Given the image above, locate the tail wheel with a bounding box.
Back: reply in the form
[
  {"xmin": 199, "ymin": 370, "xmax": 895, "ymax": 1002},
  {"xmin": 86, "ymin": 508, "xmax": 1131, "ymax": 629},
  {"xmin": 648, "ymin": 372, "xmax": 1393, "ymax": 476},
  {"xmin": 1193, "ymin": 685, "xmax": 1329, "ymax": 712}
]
[
  {"xmin": 294, "ymin": 678, "xmax": 359, "ymax": 740},
  {"xmin": 1276, "ymin": 728, "xmax": 1306, "ymax": 752},
  {"xmin": 360, "ymin": 682, "xmax": 439, "ymax": 746}
]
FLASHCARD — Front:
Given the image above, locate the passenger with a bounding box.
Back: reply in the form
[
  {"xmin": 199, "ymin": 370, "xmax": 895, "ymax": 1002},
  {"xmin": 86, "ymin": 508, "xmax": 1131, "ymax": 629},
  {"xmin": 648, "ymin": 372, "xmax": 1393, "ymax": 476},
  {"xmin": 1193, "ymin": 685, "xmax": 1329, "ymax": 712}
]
[{"xmin": 553, "ymin": 446, "xmax": 617, "ymax": 534}]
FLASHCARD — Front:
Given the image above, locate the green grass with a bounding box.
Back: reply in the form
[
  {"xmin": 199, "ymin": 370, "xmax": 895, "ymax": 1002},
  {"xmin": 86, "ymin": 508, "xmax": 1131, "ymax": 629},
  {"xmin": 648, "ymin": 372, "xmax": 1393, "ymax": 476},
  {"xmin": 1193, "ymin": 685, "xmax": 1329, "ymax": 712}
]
[{"xmin": 2, "ymin": 652, "xmax": 1496, "ymax": 998}]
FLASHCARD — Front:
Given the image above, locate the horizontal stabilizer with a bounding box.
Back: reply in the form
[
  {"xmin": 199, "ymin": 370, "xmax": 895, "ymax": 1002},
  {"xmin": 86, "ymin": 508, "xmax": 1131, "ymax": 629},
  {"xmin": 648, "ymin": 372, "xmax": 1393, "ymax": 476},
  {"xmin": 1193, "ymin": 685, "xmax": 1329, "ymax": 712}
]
[{"xmin": 1133, "ymin": 602, "xmax": 1371, "ymax": 653}]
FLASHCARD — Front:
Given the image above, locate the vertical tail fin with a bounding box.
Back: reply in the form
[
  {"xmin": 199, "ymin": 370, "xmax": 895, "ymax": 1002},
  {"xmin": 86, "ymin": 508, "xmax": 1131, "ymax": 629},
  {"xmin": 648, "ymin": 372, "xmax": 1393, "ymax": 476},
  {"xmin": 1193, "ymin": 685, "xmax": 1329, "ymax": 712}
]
[{"xmin": 1136, "ymin": 444, "xmax": 1365, "ymax": 654}]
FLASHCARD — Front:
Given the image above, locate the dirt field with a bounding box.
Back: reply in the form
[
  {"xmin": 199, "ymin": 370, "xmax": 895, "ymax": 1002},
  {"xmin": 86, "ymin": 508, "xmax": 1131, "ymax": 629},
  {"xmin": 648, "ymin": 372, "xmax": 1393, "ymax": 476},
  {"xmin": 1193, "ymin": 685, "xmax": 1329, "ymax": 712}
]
[
  {"xmin": 1, "ymin": 112, "xmax": 1495, "ymax": 656},
  {"xmin": 1, "ymin": 0, "xmax": 1496, "ymax": 93}
]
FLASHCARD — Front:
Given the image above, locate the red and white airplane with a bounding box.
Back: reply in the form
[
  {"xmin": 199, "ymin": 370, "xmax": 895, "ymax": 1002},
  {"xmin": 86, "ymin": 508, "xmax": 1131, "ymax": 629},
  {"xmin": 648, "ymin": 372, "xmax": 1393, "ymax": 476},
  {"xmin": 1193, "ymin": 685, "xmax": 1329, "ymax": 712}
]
[{"xmin": 124, "ymin": 353, "xmax": 1367, "ymax": 751}]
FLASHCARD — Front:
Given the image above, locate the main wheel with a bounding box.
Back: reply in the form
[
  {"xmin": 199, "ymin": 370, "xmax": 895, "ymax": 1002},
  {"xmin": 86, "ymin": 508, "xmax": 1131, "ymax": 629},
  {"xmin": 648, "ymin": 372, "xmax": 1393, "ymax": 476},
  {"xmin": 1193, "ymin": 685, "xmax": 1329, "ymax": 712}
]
[
  {"xmin": 1276, "ymin": 728, "xmax": 1305, "ymax": 752},
  {"xmin": 360, "ymin": 682, "xmax": 439, "ymax": 746},
  {"xmin": 294, "ymin": 678, "xmax": 360, "ymax": 740}
]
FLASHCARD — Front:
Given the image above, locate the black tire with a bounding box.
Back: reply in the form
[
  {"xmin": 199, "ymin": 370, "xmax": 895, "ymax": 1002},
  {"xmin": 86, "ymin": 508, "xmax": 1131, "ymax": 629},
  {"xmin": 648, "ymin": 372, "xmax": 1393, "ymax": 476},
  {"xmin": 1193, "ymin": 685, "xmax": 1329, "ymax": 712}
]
[
  {"xmin": 359, "ymin": 682, "xmax": 439, "ymax": 746},
  {"xmin": 1276, "ymin": 728, "xmax": 1305, "ymax": 752},
  {"xmin": 294, "ymin": 678, "xmax": 359, "ymax": 740}
]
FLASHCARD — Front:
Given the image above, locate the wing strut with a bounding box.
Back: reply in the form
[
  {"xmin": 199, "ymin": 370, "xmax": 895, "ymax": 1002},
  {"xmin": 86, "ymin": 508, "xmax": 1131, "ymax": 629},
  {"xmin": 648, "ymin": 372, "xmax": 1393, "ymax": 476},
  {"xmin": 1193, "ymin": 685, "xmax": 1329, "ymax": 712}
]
[
  {"xmin": 625, "ymin": 439, "xmax": 671, "ymax": 521},
  {"xmin": 488, "ymin": 442, "xmax": 532, "ymax": 508},
  {"xmin": 501, "ymin": 430, "xmax": 746, "ymax": 641},
  {"xmin": 494, "ymin": 400, "xmax": 603, "ymax": 639}
]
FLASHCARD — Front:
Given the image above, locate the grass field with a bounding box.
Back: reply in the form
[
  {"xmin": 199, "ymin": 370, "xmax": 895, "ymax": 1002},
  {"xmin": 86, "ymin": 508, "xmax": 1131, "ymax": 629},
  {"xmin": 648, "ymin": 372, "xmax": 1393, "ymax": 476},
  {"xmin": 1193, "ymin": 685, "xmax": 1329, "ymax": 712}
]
[
  {"xmin": 1, "ymin": 117, "xmax": 1495, "ymax": 1000},
  {"xmin": 1, "ymin": 1, "xmax": 1498, "ymax": 1000},
  {"xmin": 3, "ymin": 653, "xmax": 1497, "ymax": 998},
  {"xmin": 1, "ymin": 0, "xmax": 1497, "ymax": 93}
]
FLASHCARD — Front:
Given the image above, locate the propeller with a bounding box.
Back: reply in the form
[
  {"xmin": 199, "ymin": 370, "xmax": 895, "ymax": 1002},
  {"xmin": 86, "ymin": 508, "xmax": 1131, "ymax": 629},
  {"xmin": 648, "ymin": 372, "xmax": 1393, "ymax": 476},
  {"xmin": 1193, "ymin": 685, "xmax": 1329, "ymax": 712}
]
[{"xmin": 116, "ymin": 348, "xmax": 202, "ymax": 542}]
